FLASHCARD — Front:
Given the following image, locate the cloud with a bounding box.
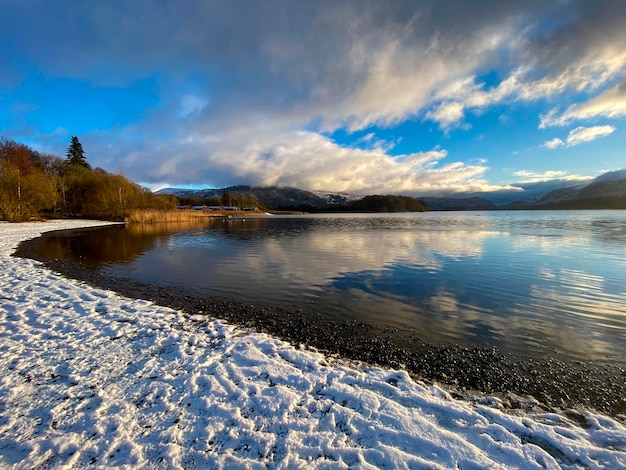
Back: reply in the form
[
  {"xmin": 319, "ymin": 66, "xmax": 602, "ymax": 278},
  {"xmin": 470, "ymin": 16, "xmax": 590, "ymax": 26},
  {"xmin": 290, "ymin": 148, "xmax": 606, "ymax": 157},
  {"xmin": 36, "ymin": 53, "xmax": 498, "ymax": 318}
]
[
  {"xmin": 178, "ymin": 94, "xmax": 210, "ymax": 119},
  {"xmin": 543, "ymin": 137, "xmax": 564, "ymax": 149},
  {"xmin": 107, "ymin": 122, "xmax": 507, "ymax": 196},
  {"xmin": 565, "ymin": 125, "xmax": 616, "ymax": 146},
  {"xmin": 435, "ymin": 42, "xmax": 626, "ymax": 128},
  {"xmin": 2, "ymin": 0, "xmax": 626, "ymax": 192},
  {"xmin": 0, "ymin": 0, "xmax": 557, "ymax": 133},
  {"xmin": 426, "ymin": 102, "xmax": 466, "ymax": 130},
  {"xmin": 513, "ymin": 170, "xmax": 590, "ymax": 183},
  {"xmin": 543, "ymin": 125, "xmax": 616, "ymax": 149},
  {"xmin": 540, "ymin": 81, "xmax": 626, "ymax": 128},
  {"xmin": 425, "ymin": 2, "xmax": 626, "ymax": 128}
]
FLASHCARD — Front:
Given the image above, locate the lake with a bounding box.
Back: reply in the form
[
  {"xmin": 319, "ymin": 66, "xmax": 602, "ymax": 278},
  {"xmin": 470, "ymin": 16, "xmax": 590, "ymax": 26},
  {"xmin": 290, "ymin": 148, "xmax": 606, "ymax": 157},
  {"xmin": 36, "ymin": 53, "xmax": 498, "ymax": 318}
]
[{"xmin": 31, "ymin": 210, "xmax": 626, "ymax": 366}]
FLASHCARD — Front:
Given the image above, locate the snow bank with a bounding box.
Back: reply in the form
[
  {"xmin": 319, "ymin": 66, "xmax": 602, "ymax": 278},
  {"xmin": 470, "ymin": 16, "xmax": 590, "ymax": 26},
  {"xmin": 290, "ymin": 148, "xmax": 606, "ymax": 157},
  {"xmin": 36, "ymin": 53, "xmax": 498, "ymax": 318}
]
[{"xmin": 1, "ymin": 220, "xmax": 625, "ymax": 469}]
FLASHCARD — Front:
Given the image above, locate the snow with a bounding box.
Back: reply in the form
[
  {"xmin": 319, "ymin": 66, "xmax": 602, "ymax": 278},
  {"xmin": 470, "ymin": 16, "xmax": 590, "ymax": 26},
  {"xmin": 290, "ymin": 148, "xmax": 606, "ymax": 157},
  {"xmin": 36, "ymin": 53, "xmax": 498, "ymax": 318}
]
[{"xmin": 1, "ymin": 220, "xmax": 625, "ymax": 469}]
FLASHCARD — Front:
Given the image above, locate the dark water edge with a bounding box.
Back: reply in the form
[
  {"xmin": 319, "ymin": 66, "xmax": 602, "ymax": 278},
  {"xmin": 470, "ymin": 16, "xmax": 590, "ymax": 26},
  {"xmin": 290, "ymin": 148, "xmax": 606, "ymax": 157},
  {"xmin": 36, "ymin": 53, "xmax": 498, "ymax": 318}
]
[{"xmin": 15, "ymin": 231, "xmax": 626, "ymax": 419}]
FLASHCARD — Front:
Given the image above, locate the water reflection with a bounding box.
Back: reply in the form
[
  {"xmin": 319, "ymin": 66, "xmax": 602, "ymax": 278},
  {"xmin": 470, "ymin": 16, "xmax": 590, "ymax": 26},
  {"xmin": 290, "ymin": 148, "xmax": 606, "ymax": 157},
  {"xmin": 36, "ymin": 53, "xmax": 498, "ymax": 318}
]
[
  {"xmin": 34, "ymin": 220, "xmax": 217, "ymax": 266},
  {"xmin": 29, "ymin": 211, "xmax": 626, "ymax": 364}
]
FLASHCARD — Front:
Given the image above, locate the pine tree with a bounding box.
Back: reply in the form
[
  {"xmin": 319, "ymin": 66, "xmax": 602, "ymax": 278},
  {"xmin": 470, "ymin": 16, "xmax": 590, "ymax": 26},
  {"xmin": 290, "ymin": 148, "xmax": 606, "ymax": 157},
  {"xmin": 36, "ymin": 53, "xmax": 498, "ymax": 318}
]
[{"xmin": 65, "ymin": 136, "xmax": 90, "ymax": 168}]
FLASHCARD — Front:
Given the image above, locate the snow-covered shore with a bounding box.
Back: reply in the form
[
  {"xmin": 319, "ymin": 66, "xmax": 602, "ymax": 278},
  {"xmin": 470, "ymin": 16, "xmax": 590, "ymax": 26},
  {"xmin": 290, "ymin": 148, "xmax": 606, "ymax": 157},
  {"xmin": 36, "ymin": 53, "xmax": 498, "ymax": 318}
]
[{"xmin": 1, "ymin": 220, "xmax": 625, "ymax": 469}]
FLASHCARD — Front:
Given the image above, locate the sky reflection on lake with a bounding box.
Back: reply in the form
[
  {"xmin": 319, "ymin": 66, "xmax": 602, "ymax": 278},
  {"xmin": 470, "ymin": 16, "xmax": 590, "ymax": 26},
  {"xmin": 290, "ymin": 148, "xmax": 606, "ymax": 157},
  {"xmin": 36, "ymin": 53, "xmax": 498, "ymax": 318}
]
[{"xmin": 35, "ymin": 211, "xmax": 626, "ymax": 365}]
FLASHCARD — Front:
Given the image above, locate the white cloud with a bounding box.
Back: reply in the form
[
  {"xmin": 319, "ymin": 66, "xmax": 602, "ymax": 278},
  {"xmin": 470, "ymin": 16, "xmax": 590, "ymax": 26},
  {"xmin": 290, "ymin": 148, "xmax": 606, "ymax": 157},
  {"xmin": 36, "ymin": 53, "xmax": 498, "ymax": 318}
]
[
  {"xmin": 543, "ymin": 137, "xmax": 564, "ymax": 149},
  {"xmin": 317, "ymin": 23, "xmax": 515, "ymax": 133},
  {"xmin": 565, "ymin": 125, "xmax": 616, "ymax": 146},
  {"xmin": 427, "ymin": 7, "xmax": 626, "ymax": 130},
  {"xmin": 542, "ymin": 125, "xmax": 616, "ymax": 151},
  {"xmin": 513, "ymin": 170, "xmax": 590, "ymax": 183},
  {"xmin": 113, "ymin": 122, "xmax": 511, "ymax": 196},
  {"xmin": 540, "ymin": 81, "xmax": 626, "ymax": 128},
  {"xmin": 439, "ymin": 43, "xmax": 626, "ymax": 129},
  {"xmin": 426, "ymin": 102, "xmax": 466, "ymax": 130}
]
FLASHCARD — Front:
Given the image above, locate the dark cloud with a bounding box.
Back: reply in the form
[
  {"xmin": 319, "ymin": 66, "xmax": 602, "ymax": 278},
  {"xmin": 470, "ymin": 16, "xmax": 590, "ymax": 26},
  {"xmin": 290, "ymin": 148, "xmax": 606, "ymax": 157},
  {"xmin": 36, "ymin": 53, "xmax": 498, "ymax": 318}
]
[{"xmin": 523, "ymin": 1, "xmax": 626, "ymax": 62}]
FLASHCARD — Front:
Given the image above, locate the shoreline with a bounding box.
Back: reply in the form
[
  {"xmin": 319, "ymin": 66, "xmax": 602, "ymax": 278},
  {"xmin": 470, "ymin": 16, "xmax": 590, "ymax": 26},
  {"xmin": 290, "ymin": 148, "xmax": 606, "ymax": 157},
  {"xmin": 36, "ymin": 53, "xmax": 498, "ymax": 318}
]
[{"xmin": 15, "ymin": 224, "xmax": 626, "ymax": 419}]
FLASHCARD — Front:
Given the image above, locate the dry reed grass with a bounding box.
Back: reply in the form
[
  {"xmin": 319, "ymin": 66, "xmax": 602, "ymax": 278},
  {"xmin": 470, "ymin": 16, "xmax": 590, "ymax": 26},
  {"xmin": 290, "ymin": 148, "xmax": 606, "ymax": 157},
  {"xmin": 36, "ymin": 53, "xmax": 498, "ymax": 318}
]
[
  {"xmin": 125, "ymin": 219, "xmax": 216, "ymax": 236},
  {"xmin": 125, "ymin": 209, "xmax": 211, "ymax": 224}
]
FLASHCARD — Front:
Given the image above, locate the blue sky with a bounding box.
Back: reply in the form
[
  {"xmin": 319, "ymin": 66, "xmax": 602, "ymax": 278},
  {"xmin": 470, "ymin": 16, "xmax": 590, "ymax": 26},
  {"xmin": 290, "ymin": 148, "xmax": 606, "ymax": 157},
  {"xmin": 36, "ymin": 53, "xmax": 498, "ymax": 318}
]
[{"xmin": 1, "ymin": 0, "xmax": 625, "ymax": 195}]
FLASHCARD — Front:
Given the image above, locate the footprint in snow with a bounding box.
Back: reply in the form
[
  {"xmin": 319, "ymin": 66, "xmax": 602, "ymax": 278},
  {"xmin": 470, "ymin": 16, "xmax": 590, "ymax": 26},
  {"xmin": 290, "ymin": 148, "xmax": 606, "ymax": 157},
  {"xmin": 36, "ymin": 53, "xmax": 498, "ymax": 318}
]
[{"xmin": 95, "ymin": 303, "xmax": 108, "ymax": 315}]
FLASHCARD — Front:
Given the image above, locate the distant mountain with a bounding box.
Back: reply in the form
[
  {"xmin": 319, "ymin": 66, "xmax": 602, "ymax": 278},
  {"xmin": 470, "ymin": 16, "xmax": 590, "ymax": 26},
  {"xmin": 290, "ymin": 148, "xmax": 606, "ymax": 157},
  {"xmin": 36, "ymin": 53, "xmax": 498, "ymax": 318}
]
[
  {"xmin": 463, "ymin": 179, "xmax": 589, "ymax": 206},
  {"xmin": 155, "ymin": 187, "xmax": 203, "ymax": 196},
  {"xmin": 312, "ymin": 191, "xmax": 356, "ymax": 205},
  {"xmin": 157, "ymin": 168, "xmax": 626, "ymax": 211},
  {"xmin": 535, "ymin": 170, "xmax": 626, "ymax": 209},
  {"xmin": 536, "ymin": 186, "xmax": 582, "ymax": 204},
  {"xmin": 593, "ymin": 169, "xmax": 626, "ymax": 183},
  {"xmin": 420, "ymin": 170, "xmax": 626, "ymax": 210},
  {"xmin": 157, "ymin": 186, "xmax": 329, "ymax": 210},
  {"xmin": 157, "ymin": 186, "xmax": 428, "ymax": 212}
]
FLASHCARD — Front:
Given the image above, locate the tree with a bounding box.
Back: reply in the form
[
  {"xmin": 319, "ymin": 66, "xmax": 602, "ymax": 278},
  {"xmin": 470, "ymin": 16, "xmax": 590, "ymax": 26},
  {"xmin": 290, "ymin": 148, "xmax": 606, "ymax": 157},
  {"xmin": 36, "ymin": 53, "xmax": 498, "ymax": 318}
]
[
  {"xmin": 222, "ymin": 191, "xmax": 232, "ymax": 206},
  {"xmin": 65, "ymin": 136, "xmax": 90, "ymax": 168},
  {"xmin": 0, "ymin": 138, "xmax": 57, "ymax": 221}
]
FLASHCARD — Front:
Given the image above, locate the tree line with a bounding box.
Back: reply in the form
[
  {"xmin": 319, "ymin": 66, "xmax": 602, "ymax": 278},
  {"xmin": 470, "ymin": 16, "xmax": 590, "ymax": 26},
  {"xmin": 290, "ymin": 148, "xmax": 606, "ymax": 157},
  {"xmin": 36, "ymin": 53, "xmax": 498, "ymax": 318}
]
[
  {"xmin": 0, "ymin": 137, "xmax": 176, "ymax": 222},
  {"xmin": 176, "ymin": 190, "xmax": 261, "ymax": 209}
]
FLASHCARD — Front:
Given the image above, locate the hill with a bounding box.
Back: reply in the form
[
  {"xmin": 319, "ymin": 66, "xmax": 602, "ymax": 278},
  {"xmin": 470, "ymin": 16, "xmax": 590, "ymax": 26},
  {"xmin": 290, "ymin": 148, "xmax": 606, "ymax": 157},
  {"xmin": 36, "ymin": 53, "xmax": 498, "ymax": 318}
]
[
  {"xmin": 535, "ymin": 170, "xmax": 626, "ymax": 209},
  {"xmin": 157, "ymin": 186, "xmax": 328, "ymax": 210},
  {"xmin": 420, "ymin": 169, "xmax": 626, "ymax": 210},
  {"xmin": 157, "ymin": 187, "xmax": 428, "ymax": 212}
]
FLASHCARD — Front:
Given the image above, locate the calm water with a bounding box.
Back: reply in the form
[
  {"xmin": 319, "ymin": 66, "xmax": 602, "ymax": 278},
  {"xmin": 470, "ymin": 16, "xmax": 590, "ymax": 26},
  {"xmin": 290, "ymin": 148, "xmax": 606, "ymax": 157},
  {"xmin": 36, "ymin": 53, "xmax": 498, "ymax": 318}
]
[{"xmin": 35, "ymin": 211, "xmax": 626, "ymax": 364}]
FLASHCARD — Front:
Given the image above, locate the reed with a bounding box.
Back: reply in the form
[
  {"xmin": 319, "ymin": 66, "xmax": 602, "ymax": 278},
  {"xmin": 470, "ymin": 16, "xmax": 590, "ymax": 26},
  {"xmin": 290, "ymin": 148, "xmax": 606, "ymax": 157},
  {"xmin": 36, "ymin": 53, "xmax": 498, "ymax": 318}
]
[
  {"xmin": 125, "ymin": 209, "xmax": 210, "ymax": 224},
  {"xmin": 126, "ymin": 219, "xmax": 216, "ymax": 236}
]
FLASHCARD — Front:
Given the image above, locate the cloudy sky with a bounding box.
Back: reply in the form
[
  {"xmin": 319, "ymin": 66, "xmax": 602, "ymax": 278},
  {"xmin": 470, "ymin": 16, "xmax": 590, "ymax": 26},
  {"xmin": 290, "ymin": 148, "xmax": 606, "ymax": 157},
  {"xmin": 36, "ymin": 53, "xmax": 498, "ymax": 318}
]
[{"xmin": 1, "ymin": 0, "xmax": 625, "ymax": 195}]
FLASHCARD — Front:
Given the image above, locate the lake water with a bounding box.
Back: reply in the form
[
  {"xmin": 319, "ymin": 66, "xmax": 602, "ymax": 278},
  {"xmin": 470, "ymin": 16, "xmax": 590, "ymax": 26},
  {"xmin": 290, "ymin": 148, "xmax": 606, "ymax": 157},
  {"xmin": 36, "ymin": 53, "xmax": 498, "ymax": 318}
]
[{"xmin": 34, "ymin": 211, "xmax": 626, "ymax": 365}]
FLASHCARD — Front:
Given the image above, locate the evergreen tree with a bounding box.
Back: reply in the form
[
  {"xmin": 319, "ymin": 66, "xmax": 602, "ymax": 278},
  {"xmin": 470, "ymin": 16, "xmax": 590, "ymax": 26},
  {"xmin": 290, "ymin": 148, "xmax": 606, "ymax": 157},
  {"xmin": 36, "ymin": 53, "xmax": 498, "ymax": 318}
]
[{"xmin": 65, "ymin": 136, "xmax": 90, "ymax": 168}]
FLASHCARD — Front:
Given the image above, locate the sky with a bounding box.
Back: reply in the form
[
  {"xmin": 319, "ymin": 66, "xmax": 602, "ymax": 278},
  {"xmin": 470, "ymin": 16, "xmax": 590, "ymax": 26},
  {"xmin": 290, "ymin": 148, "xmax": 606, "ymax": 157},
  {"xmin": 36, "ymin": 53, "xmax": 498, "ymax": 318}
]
[{"xmin": 1, "ymin": 0, "xmax": 625, "ymax": 196}]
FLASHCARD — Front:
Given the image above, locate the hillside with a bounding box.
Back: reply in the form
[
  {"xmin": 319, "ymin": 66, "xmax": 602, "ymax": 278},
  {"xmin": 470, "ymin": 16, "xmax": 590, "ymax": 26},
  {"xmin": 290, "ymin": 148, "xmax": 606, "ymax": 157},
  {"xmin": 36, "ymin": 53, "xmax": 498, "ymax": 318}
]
[
  {"xmin": 421, "ymin": 169, "xmax": 626, "ymax": 210},
  {"xmin": 536, "ymin": 170, "xmax": 626, "ymax": 209},
  {"xmin": 157, "ymin": 187, "xmax": 428, "ymax": 212},
  {"xmin": 158, "ymin": 186, "xmax": 328, "ymax": 210}
]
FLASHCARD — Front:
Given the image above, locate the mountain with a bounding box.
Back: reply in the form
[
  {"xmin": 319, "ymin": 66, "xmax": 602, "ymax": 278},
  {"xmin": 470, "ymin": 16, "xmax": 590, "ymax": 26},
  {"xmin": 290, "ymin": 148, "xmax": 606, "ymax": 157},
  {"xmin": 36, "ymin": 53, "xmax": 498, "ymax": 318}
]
[
  {"xmin": 156, "ymin": 168, "xmax": 626, "ymax": 211},
  {"xmin": 421, "ymin": 170, "xmax": 626, "ymax": 210},
  {"xmin": 156, "ymin": 186, "xmax": 428, "ymax": 212},
  {"xmin": 157, "ymin": 186, "xmax": 329, "ymax": 210},
  {"xmin": 312, "ymin": 191, "xmax": 356, "ymax": 205},
  {"xmin": 535, "ymin": 170, "xmax": 626, "ymax": 209},
  {"xmin": 479, "ymin": 179, "xmax": 589, "ymax": 206},
  {"xmin": 536, "ymin": 186, "xmax": 582, "ymax": 204},
  {"xmin": 243, "ymin": 187, "xmax": 324, "ymax": 209},
  {"xmin": 593, "ymin": 169, "xmax": 626, "ymax": 183}
]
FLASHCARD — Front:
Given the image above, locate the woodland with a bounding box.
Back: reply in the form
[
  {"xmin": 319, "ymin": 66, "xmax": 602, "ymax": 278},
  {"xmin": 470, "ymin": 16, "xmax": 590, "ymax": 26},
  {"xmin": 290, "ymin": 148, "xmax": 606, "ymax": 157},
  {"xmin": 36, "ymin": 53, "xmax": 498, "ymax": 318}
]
[{"xmin": 0, "ymin": 137, "xmax": 176, "ymax": 222}]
